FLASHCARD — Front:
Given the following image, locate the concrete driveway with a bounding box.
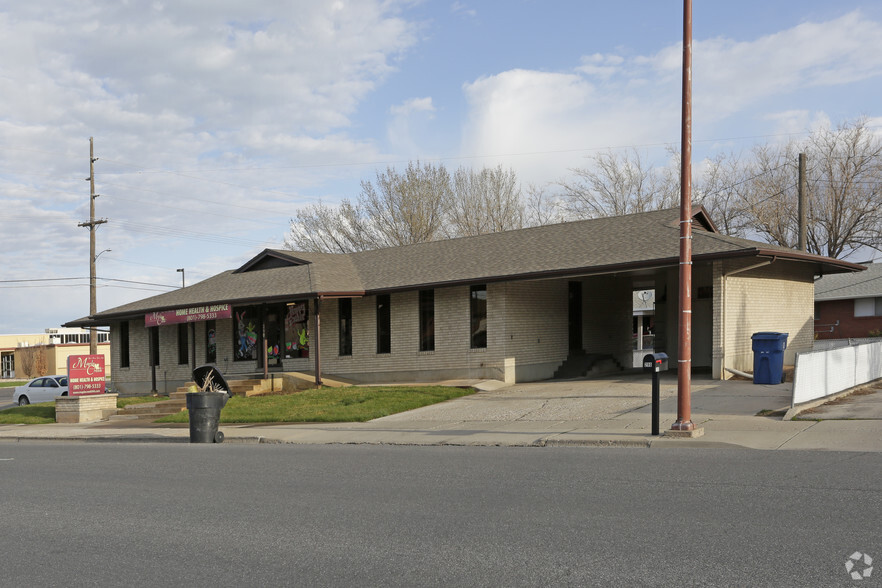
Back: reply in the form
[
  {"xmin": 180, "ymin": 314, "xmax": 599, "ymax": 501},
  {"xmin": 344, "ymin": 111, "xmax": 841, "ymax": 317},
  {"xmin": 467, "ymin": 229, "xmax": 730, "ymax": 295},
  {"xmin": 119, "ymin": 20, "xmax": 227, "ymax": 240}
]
[{"xmin": 375, "ymin": 372, "xmax": 794, "ymax": 428}]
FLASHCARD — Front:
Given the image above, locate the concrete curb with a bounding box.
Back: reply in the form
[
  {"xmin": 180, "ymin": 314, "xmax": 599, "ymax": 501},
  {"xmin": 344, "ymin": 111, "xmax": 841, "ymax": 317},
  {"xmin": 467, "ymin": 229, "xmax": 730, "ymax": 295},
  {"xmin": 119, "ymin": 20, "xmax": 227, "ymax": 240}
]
[{"xmin": 783, "ymin": 384, "xmax": 872, "ymax": 420}]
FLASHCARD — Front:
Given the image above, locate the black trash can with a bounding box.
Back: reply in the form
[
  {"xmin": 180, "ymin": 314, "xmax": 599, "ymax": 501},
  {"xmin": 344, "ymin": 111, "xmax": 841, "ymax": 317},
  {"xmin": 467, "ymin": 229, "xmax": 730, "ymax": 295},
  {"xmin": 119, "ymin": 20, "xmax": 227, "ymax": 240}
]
[
  {"xmin": 185, "ymin": 392, "xmax": 228, "ymax": 443},
  {"xmin": 186, "ymin": 365, "xmax": 232, "ymax": 443}
]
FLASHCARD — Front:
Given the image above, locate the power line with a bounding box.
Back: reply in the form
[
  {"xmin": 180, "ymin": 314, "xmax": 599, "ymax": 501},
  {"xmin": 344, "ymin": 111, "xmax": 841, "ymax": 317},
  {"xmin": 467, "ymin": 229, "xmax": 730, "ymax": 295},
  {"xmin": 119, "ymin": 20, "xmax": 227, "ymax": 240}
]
[{"xmin": 0, "ymin": 276, "xmax": 179, "ymax": 288}]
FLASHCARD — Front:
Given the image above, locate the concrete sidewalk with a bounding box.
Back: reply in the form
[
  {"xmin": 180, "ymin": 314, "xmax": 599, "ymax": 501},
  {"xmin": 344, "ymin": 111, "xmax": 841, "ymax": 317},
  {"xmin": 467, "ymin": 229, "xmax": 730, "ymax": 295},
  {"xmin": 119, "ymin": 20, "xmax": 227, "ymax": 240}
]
[{"xmin": 1, "ymin": 374, "xmax": 881, "ymax": 451}]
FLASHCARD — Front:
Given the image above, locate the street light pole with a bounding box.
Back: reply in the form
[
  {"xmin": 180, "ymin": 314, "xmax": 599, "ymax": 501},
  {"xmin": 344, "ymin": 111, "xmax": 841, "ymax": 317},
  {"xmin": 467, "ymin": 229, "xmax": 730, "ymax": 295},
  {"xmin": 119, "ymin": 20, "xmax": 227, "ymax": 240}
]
[{"xmin": 177, "ymin": 268, "xmax": 185, "ymax": 288}]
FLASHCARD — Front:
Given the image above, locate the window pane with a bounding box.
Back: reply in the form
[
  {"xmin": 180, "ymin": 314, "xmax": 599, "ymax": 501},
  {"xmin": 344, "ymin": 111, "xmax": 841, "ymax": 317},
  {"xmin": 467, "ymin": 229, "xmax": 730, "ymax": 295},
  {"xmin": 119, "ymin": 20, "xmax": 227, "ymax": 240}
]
[
  {"xmin": 178, "ymin": 323, "xmax": 189, "ymax": 365},
  {"xmin": 149, "ymin": 327, "xmax": 160, "ymax": 367},
  {"xmin": 419, "ymin": 290, "xmax": 434, "ymax": 352},
  {"xmin": 876, "ymin": 297, "xmax": 882, "ymax": 317},
  {"xmin": 470, "ymin": 285, "xmax": 487, "ymax": 349},
  {"xmin": 377, "ymin": 294, "xmax": 391, "ymax": 354},
  {"xmin": 205, "ymin": 320, "xmax": 216, "ymax": 364},
  {"xmin": 339, "ymin": 299, "xmax": 352, "ymax": 356},
  {"xmin": 120, "ymin": 321, "xmax": 130, "ymax": 369},
  {"xmin": 855, "ymin": 298, "xmax": 875, "ymax": 317}
]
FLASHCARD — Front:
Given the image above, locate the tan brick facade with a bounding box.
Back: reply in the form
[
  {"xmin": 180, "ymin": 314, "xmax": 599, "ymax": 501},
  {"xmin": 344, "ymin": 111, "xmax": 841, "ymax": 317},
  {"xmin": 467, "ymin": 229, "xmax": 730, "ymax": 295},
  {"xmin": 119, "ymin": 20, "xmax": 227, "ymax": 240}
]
[
  {"xmin": 107, "ymin": 261, "xmax": 814, "ymax": 392},
  {"xmin": 109, "ymin": 276, "xmax": 637, "ymax": 392},
  {"xmin": 715, "ymin": 260, "xmax": 814, "ymax": 378}
]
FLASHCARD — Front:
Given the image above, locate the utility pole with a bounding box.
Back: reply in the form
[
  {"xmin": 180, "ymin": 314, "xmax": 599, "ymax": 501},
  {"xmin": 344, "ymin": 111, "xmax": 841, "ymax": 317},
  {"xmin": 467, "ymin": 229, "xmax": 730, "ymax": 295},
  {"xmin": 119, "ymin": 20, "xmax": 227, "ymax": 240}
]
[
  {"xmin": 78, "ymin": 137, "xmax": 107, "ymax": 355},
  {"xmin": 798, "ymin": 152, "xmax": 807, "ymax": 252},
  {"xmin": 672, "ymin": 0, "xmax": 697, "ymax": 434}
]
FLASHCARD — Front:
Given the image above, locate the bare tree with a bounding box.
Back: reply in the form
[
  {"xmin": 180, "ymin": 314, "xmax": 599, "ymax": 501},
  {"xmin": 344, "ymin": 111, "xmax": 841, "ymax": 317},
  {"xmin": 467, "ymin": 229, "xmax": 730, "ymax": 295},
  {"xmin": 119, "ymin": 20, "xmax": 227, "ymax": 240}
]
[
  {"xmin": 694, "ymin": 151, "xmax": 754, "ymax": 238},
  {"xmin": 287, "ymin": 162, "xmax": 450, "ymax": 252},
  {"xmin": 524, "ymin": 183, "xmax": 566, "ymax": 227},
  {"xmin": 559, "ymin": 148, "xmax": 678, "ymax": 218},
  {"xmin": 359, "ymin": 161, "xmax": 450, "ymax": 248},
  {"xmin": 17, "ymin": 347, "xmax": 46, "ymax": 379},
  {"xmin": 285, "ymin": 200, "xmax": 366, "ymax": 254},
  {"xmin": 804, "ymin": 120, "xmax": 882, "ymax": 258},
  {"xmin": 740, "ymin": 119, "xmax": 882, "ymax": 259},
  {"xmin": 288, "ymin": 162, "xmax": 535, "ymax": 252},
  {"xmin": 445, "ymin": 165, "xmax": 524, "ymax": 237}
]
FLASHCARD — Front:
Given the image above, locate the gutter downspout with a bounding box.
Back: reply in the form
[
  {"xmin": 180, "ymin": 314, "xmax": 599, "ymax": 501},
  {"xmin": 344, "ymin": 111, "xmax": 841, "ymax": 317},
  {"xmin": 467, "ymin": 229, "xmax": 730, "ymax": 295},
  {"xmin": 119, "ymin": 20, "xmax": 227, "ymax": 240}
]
[{"xmin": 722, "ymin": 258, "xmax": 775, "ymax": 379}]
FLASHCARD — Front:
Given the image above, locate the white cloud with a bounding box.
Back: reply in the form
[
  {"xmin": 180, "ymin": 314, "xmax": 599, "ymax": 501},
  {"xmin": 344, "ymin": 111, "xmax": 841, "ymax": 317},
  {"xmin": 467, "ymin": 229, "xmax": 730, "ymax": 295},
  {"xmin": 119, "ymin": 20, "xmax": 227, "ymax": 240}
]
[
  {"xmin": 451, "ymin": 2, "xmax": 476, "ymax": 18},
  {"xmin": 459, "ymin": 10, "xmax": 882, "ymax": 186},
  {"xmin": 390, "ymin": 97, "xmax": 435, "ymax": 116},
  {"xmin": 0, "ymin": 0, "xmax": 419, "ymax": 332},
  {"xmin": 577, "ymin": 53, "xmax": 625, "ymax": 79},
  {"xmin": 387, "ymin": 98, "xmax": 437, "ymax": 155}
]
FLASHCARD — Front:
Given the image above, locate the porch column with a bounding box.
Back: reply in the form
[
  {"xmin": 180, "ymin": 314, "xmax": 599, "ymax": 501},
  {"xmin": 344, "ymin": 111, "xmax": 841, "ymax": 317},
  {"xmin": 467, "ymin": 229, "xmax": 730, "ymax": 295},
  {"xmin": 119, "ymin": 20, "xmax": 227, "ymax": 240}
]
[
  {"xmin": 190, "ymin": 322, "xmax": 196, "ymax": 373},
  {"xmin": 314, "ymin": 297, "xmax": 323, "ymax": 386}
]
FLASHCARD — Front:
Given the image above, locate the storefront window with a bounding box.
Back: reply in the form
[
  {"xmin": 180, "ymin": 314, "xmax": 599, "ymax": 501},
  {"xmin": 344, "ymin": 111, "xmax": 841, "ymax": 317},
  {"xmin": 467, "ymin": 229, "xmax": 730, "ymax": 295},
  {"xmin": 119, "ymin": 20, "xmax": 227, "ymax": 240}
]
[
  {"xmin": 233, "ymin": 306, "xmax": 259, "ymax": 361},
  {"xmin": 205, "ymin": 320, "xmax": 216, "ymax": 364},
  {"xmin": 285, "ymin": 301, "xmax": 309, "ymax": 358}
]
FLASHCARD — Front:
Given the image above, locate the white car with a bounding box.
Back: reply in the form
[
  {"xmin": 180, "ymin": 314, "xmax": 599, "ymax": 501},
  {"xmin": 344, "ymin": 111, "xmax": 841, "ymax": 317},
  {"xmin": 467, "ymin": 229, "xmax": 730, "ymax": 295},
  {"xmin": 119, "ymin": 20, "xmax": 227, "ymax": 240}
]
[{"xmin": 13, "ymin": 375, "xmax": 69, "ymax": 406}]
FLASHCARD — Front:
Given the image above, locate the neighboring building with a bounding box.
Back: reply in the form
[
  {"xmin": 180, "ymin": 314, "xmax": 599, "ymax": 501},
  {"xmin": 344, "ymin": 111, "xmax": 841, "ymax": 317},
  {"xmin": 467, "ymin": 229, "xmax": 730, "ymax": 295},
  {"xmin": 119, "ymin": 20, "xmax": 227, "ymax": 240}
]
[
  {"xmin": 0, "ymin": 328, "xmax": 110, "ymax": 379},
  {"xmin": 66, "ymin": 207, "xmax": 861, "ymax": 394},
  {"xmin": 814, "ymin": 261, "xmax": 882, "ymax": 339}
]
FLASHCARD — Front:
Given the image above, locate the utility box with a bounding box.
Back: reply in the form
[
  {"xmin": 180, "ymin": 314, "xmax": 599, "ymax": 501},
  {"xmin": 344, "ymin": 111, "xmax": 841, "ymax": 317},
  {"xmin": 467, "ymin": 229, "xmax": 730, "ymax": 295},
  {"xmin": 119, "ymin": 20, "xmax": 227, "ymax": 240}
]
[
  {"xmin": 751, "ymin": 332, "xmax": 788, "ymax": 385},
  {"xmin": 643, "ymin": 352, "xmax": 669, "ymax": 373}
]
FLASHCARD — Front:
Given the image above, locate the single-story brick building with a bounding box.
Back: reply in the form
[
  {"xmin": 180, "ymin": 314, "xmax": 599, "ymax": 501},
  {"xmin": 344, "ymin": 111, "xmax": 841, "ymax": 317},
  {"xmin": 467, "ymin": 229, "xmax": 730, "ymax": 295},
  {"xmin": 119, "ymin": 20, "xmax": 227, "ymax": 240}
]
[
  {"xmin": 814, "ymin": 261, "xmax": 882, "ymax": 339},
  {"xmin": 67, "ymin": 207, "xmax": 862, "ymax": 394}
]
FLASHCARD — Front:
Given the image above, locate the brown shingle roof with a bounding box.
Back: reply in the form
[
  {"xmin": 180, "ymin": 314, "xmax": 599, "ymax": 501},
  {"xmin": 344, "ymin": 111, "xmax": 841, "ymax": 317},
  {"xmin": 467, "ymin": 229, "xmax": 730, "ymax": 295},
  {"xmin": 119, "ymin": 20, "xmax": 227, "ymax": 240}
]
[{"xmin": 70, "ymin": 207, "xmax": 863, "ymax": 325}]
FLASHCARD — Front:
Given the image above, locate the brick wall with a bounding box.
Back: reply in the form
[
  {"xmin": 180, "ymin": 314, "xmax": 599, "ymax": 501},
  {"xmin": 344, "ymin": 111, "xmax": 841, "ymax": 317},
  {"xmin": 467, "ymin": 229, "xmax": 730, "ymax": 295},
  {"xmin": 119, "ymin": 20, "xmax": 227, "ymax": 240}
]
[
  {"xmin": 815, "ymin": 298, "xmax": 882, "ymax": 339},
  {"xmin": 108, "ymin": 277, "xmax": 640, "ymax": 389},
  {"xmin": 721, "ymin": 260, "xmax": 814, "ymax": 375}
]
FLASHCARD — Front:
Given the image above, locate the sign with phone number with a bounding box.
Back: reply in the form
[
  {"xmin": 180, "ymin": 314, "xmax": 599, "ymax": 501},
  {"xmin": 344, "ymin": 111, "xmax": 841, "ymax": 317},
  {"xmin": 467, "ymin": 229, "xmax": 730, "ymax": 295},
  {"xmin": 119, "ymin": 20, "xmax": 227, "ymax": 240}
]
[
  {"xmin": 68, "ymin": 354, "xmax": 106, "ymax": 396},
  {"xmin": 145, "ymin": 304, "xmax": 232, "ymax": 327}
]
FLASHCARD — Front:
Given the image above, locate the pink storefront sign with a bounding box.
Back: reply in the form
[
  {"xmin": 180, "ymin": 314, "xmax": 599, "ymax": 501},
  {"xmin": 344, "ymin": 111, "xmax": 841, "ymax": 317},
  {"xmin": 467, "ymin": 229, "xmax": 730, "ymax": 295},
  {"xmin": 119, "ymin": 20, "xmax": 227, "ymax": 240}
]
[
  {"xmin": 145, "ymin": 304, "xmax": 232, "ymax": 327},
  {"xmin": 68, "ymin": 354, "xmax": 106, "ymax": 396}
]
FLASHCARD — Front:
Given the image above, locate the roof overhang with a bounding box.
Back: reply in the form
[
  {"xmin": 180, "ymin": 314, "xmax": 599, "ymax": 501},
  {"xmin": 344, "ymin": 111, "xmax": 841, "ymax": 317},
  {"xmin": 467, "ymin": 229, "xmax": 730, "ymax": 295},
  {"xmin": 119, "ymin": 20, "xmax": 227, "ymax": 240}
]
[{"xmin": 65, "ymin": 290, "xmax": 367, "ymax": 327}]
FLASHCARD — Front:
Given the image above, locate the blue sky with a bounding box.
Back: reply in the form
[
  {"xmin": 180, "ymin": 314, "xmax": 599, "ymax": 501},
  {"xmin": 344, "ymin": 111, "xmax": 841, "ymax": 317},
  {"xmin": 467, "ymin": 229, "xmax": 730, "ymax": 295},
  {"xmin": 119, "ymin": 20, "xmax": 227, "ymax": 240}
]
[{"xmin": 2, "ymin": 0, "xmax": 882, "ymax": 334}]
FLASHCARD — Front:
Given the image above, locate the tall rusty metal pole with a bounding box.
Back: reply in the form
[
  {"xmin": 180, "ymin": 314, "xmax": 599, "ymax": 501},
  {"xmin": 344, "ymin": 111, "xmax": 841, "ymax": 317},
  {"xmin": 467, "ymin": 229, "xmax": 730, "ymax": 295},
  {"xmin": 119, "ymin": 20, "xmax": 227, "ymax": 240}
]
[{"xmin": 672, "ymin": 0, "xmax": 695, "ymax": 432}]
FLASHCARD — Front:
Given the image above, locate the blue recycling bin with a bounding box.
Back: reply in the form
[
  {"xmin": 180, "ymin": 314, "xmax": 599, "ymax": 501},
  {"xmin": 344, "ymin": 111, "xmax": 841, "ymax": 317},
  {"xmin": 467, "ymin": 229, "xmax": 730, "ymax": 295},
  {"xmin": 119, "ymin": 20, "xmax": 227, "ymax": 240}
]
[{"xmin": 751, "ymin": 332, "xmax": 788, "ymax": 385}]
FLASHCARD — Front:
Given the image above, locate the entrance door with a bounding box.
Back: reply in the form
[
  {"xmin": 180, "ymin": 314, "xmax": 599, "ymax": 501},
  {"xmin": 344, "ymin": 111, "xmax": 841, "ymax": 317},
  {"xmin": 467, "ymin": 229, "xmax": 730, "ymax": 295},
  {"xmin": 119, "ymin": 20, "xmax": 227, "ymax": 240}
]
[
  {"xmin": 568, "ymin": 281, "xmax": 583, "ymax": 350},
  {"xmin": 1, "ymin": 353, "xmax": 13, "ymax": 378},
  {"xmin": 264, "ymin": 307, "xmax": 283, "ymax": 368}
]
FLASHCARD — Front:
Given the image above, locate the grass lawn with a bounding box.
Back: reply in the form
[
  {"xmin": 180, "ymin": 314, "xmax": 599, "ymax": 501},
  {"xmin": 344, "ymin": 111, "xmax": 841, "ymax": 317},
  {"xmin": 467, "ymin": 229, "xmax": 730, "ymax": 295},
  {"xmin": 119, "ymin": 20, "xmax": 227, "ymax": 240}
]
[
  {"xmin": 156, "ymin": 386, "xmax": 475, "ymax": 424},
  {"xmin": 0, "ymin": 381, "xmax": 25, "ymax": 388},
  {"xmin": 0, "ymin": 395, "xmax": 171, "ymax": 424},
  {"xmin": 0, "ymin": 402, "xmax": 56, "ymax": 424}
]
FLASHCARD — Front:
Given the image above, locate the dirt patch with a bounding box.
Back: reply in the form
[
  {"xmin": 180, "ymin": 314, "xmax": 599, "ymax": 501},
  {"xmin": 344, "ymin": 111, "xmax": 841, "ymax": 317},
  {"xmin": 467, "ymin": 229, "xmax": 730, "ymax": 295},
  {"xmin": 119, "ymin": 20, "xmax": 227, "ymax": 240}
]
[{"xmin": 797, "ymin": 383, "xmax": 880, "ymax": 415}]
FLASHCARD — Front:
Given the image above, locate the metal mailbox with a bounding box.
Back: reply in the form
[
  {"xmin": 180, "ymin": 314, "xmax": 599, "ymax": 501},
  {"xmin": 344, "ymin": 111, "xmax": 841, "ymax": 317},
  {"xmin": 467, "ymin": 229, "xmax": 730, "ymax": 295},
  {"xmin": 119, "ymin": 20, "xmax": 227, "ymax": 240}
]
[{"xmin": 643, "ymin": 352, "xmax": 669, "ymax": 373}]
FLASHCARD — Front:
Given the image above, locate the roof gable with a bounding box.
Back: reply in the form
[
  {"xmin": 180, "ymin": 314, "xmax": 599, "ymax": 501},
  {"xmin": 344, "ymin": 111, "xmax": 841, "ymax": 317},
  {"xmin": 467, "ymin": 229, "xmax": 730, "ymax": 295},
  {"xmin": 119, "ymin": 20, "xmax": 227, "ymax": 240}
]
[{"xmin": 233, "ymin": 249, "xmax": 311, "ymax": 273}]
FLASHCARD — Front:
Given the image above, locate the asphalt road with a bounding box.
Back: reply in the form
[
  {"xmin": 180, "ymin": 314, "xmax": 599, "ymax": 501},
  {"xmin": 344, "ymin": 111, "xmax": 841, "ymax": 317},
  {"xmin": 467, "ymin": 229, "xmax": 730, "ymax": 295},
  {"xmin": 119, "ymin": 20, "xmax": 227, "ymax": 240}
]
[{"xmin": 0, "ymin": 444, "xmax": 879, "ymax": 587}]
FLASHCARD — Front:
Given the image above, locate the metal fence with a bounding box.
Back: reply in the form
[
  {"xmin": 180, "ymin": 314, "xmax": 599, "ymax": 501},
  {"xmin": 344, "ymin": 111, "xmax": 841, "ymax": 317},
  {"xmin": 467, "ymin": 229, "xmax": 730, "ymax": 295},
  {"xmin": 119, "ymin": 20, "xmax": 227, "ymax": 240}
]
[
  {"xmin": 812, "ymin": 337, "xmax": 882, "ymax": 351},
  {"xmin": 793, "ymin": 340, "xmax": 882, "ymax": 405}
]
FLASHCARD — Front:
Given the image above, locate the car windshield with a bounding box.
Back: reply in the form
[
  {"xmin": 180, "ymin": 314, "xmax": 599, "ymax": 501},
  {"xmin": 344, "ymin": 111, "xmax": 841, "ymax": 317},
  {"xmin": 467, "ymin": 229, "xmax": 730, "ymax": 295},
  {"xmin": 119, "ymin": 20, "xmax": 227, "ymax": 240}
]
[{"xmin": 57, "ymin": 377, "xmax": 68, "ymax": 386}]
